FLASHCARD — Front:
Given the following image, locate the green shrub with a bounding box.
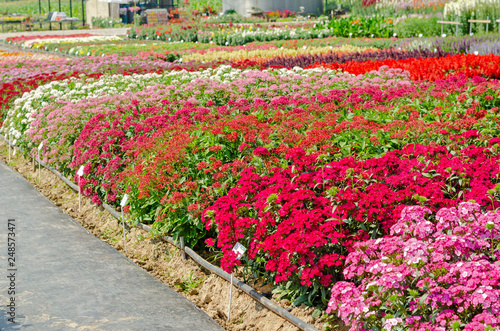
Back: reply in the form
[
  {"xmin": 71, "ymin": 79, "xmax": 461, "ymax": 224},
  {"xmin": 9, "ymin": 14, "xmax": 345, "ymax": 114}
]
[{"xmin": 394, "ymin": 16, "xmax": 441, "ymax": 38}]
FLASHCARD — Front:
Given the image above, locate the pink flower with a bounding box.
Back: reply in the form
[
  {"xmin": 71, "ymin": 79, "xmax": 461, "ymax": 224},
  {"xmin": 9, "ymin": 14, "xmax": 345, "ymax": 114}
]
[
  {"xmin": 205, "ymin": 238, "xmax": 215, "ymax": 246},
  {"xmin": 253, "ymin": 146, "xmax": 270, "ymax": 157}
]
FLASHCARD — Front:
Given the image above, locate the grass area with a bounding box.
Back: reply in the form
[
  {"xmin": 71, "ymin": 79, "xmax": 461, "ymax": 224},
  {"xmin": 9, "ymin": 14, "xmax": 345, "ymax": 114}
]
[{"xmin": 1, "ymin": 0, "xmax": 84, "ymax": 20}]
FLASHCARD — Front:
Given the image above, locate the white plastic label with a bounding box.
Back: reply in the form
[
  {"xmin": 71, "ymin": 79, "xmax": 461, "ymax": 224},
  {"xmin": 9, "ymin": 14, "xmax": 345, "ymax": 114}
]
[
  {"xmin": 77, "ymin": 165, "xmax": 84, "ymax": 177},
  {"xmin": 232, "ymin": 242, "xmax": 246, "ymax": 260},
  {"xmin": 38, "ymin": 142, "xmax": 44, "ymax": 151},
  {"xmin": 120, "ymin": 194, "xmax": 129, "ymax": 207}
]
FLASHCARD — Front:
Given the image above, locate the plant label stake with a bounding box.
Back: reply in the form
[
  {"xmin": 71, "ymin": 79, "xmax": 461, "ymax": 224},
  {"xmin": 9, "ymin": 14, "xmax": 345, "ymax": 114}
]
[
  {"xmin": 228, "ymin": 242, "xmax": 246, "ymax": 322},
  {"xmin": 37, "ymin": 142, "xmax": 43, "ymax": 182},
  {"xmin": 7, "ymin": 133, "xmax": 11, "ymax": 163},
  {"xmin": 77, "ymin": 166, "xmax": 84, "ymax": 214},
  {"xmin": 120, "ymin": 194, "xmax": 129, "ymax": 254},
  {"xmin": 180, "ymin": 237, "xmax": 186, "ymax": 260}
]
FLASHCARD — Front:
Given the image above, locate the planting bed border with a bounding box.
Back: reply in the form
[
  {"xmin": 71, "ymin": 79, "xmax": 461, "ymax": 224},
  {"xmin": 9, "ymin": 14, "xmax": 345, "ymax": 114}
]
[
  {"xmin": 1, "ymin": 40, "xmax": 80, "ymax": 59},
  {"xmin": 0, "ymin": 132, "xmax": 320, "ymax": 331}
]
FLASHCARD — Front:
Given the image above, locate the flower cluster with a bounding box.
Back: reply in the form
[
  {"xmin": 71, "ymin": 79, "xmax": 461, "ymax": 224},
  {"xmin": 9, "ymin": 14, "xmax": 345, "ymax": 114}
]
[
  {"xmin": 328, "ymin": 202, "xmax": 500, "ymax": 331},
  {"xmin": 308, "ymin": 54, "xmax": 500, "ymax": 81},
  {"xmin": 204, "ymin": 141, "xmax": 500, "ymax": 289}
]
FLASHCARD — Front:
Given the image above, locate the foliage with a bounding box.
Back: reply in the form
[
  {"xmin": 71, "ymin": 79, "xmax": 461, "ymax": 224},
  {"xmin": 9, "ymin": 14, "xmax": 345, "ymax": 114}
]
[
  {"xmin": 91, "ymin": 17, "xmax": 127, "ymax": 28},
  {"xmin": 315, "ymin": 16, "xmax": 395, "ymax": 38},
  {"xmin": 0, "ymin": 0, "xmax": 83, "ymax": 20},
  {"xmin": 259, "ymin": 48, "xmax": 449, "ymax": 69},
  {"xmin": 393, "ymin": 15, "xmax": 442, "ymax": 38}
]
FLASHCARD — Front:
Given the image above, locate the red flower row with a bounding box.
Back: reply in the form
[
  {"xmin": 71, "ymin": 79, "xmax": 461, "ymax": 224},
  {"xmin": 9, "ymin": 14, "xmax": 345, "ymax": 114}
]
[{"xmin": 306, "ymin": 54, "xmax": 500, "ymax": 81}]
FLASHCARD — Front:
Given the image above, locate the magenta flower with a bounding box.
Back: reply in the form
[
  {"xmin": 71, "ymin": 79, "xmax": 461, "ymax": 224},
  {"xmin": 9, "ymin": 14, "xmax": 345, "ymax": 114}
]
[{"xmin": 253, "ymin": 146, "xmax": 270, "ymax": 157}]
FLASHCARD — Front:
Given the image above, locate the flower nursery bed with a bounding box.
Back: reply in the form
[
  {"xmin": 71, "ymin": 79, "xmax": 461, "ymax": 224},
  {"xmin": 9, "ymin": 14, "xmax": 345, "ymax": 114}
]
[
  {"xmin": 0, "ymin": 138, "xmax": 330, "ymax": 331},
  {"xmin": 4, "ymin": 35, "xmax": 401, "ymax": 58},
  {"xmin": 1, "ymin": 27, "xmax": 500, "ymax": 331}
]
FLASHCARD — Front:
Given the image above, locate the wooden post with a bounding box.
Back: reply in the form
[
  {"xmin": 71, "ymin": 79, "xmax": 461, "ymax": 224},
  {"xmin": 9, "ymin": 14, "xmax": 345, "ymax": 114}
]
[
  {"xmin": 48, "ymin": 0, "xmax": 52, "ymax": 30},
  {"xmin": 58, "ymin": 0, "xmax": 62, "ymax": 30},
  {"xmin": 180, "ymin": 237, "xmax": 186, "ymax": 260},
  {"xmin": 70, "ymin": 0, "xmax": 73, "ymax": 29},
  {"xmin": 38, "ymin": 0, "xmax": 42, "ymax": 29},
  {"xmin": 468, "ymin": 18, "xmax": 491, "ymax": 35},
  {"xmin": 82, "ymin": 0, "xmax": 85, "ymax": 26}
]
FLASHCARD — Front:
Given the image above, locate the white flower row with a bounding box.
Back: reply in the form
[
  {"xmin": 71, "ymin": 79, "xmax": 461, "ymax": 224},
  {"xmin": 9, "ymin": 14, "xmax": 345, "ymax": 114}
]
[
  {"xmin": 22, "ymin": 35, "xmax": 122, "ymax": 48},
  {"xmin": 0, "ymin": 66, "xmax": 343, "ymax": 143},
  {"xmin": 443, "ymin": 0, "xmax": 500, "ymax": 17}
]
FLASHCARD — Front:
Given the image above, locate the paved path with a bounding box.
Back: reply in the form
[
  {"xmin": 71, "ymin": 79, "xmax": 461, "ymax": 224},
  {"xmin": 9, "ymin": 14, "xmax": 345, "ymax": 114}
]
[
  {"xmin": 0, "ymin": 161, "xmax": 223, "ymax": 331},
  {"xmin": 0, "ymin": 27, "xmax": 128, "ymax": 41}
]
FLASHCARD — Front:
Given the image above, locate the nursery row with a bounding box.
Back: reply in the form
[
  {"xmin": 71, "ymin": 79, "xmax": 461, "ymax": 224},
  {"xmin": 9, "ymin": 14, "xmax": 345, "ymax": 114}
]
[
  {"xmin": 5, "ymin": 34, "xmax": 402, "ymax": 57},
  {"xmin": 5, "ymin": 32, "xmax": 499, "ymax": 76},
  {"xmin": 2, "ymin": 49, "xmax": 500, "ymax": 301},
  {"xmin": 2, "ymin": 43, "xmax": 500, "ymax": 330},
  {"xmin": 125, "ymin": 15, "xmax": 500, "ymax": 44}
]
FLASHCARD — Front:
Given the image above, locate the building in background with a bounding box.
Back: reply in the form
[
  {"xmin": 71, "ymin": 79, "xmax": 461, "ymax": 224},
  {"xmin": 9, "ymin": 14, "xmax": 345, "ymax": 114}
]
[
  {"xmin": 86, "ymin": 0, "xmax": 174, "ymax": 26},
  {"xmin": 222, "ymin": 0, "xmax": 323, "ymax": 16}
]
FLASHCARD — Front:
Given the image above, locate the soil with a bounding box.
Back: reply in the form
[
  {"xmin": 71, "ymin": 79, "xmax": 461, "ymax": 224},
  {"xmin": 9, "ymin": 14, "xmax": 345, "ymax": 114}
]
[{"xmin": 0, "ymin": 139, "xmax": 347, "ymax": 331}]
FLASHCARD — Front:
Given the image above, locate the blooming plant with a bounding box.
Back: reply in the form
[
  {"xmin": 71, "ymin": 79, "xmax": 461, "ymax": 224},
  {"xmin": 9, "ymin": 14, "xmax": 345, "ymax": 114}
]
[
  {"xmin": 328, "ymin": 202, "xmax": 500, "ymax": 331},
  {"xmin": 315, "ymin": 16, "xmax": 395, "ymax": 38},
  {"xmin": 259, "ymin": 48, "xmax": 449, "ymax": 69},
  {"xmin": 203, "ymin": 138, "xmax": 500, "ymax": 304},
  {"xmin": 3, "ymin": 40, "xmax": 500, "ymax": 316},
  {"xmin": 308, "ymin": 54, "xmax": 500, "ymax": 80}
]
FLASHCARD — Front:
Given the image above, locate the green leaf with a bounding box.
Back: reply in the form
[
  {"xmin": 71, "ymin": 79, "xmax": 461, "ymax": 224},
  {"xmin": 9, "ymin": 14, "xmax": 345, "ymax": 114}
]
[
  {"xmin": 292, "ymin": 294, "xmax": 308, "ymax": 306},
  {"xmin": 312, "ymin": 309, "xmax": 321, "ymax": 318},
  {"xmin": 419, "ymin": 293, "xmax": 429, "ymax": 306}
]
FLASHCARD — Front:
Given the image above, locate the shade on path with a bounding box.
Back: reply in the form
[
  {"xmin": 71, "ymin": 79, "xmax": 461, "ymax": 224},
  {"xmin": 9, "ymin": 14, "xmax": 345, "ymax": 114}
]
[{"xmin": 0, "ymin": 160, "xmax": 223, "ymax": 330}]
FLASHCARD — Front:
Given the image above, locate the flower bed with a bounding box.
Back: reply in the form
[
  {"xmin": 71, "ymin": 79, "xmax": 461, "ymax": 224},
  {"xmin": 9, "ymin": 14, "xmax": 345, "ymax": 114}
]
[
  {"xmin": 3, "ymin": 56, "xmax": 500, "ymax": 301},
  {"xmin": 5, "ymin": 34, "xmax": 98, "ymax": 45},
  {"xmin": 0, "ymin": 52, "xmax": 226, "ymax": 124},
  {"xmin": 256, "ymin": 48, "xmax": 450, "ymax": 69},
  {"xmin": 328, "ymin": 202, "xmax": 500, "ymax": 330},
  {"xmin": 181, "ymin": 45, "xmax": 375, "ymax": 64},
  {"xmin": 128, "ymin": 24, "xmax": 335, "ymax": 45},
  {"xmin": 2, "ymin": 35, "xmax": 500, "ymax": 329},
  {"xmin": 307, "ymin": 54, "xmax": 500, "ymax": 80},
  {"xmin": 5, "ymin": 34, "xmax": 120, "ymax": 49}
]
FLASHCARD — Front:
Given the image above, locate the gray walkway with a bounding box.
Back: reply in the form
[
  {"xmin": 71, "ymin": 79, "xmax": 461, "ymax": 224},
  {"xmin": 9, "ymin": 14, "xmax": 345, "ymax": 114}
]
[
  {"xmin": 0, "ymin": 161, "xmax": 223, "ymax": 331},
  {"xmin": 0, "ymin": 27, "xmax": 128, "ymax": 41}
]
